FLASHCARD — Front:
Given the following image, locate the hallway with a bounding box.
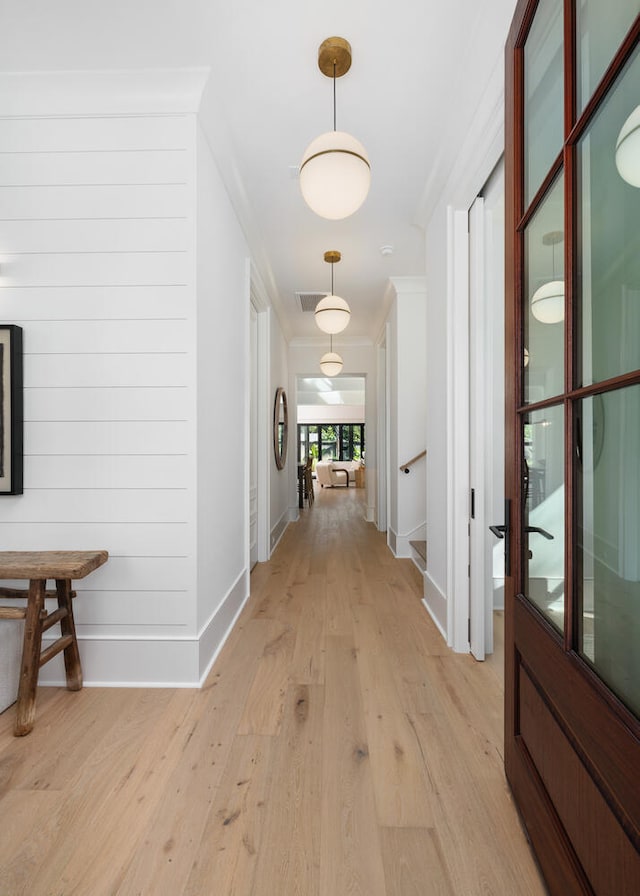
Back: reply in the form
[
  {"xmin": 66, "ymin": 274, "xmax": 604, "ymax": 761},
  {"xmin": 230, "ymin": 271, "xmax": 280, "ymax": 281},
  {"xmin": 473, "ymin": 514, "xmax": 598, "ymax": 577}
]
[{"xmin": 0, "ymin": 486, "xmax": 547, "ymax": 895}]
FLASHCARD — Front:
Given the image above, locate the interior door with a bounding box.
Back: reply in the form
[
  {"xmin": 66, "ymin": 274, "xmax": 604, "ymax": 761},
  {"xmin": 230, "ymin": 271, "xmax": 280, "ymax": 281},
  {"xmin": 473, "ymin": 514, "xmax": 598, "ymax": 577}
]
[{"xmin": 505, "ymin": 3, "xmax": 640, "ymax": 894}]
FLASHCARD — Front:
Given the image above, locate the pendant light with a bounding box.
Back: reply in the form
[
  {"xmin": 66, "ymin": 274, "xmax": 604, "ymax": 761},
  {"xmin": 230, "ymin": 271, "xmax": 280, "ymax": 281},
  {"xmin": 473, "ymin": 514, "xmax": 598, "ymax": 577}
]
[
  {"xmin": 616, "ymin": 104, "xmax": 640, "ymax": 187},
  {"xmin": 531, "ymin": 230, "xmax": 564, "ymax": 324},
  {"xmin": 315, "ymin": 250, "xmax": 351, "ymax": 334},
  {"xmin": 320, "ymin": 334, "xmax": 343, "ymax": 376},
  {"xmin": 300, "ymin": 37, "xmax": 371, "ymax": 220}
]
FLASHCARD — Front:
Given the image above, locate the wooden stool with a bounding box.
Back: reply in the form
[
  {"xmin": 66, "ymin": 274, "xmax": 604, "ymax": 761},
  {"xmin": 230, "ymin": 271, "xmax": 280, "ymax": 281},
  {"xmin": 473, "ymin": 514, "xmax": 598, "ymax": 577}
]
[{"xmin": 0, "ymin": 550, "xmax": 108, "ymax": 736}]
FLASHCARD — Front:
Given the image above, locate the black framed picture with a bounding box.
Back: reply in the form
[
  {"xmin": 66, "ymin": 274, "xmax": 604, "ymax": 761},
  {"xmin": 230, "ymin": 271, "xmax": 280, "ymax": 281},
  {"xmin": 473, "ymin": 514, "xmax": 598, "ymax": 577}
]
[{"xmin": 0, "ymin": 325, "xmax": 23, "ymax": 495}]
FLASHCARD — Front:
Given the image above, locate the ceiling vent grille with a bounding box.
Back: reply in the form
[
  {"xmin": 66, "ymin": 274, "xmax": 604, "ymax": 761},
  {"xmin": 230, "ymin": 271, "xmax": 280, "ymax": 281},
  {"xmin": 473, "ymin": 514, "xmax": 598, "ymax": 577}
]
[{"xmin": 296, "ymin": 291, "xmax": 327, "ymax": 313}]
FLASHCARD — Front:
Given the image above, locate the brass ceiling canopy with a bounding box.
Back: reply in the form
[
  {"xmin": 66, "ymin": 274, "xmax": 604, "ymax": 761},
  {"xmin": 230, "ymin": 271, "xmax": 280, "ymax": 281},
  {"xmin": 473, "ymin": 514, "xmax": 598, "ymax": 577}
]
[
  {"xmin": 318, "ymin": 37, "xmax": 352, "ymax": 78},
  {"xmin": 324, "ymin": 250, "xmax": 341, "ymax": 264}
]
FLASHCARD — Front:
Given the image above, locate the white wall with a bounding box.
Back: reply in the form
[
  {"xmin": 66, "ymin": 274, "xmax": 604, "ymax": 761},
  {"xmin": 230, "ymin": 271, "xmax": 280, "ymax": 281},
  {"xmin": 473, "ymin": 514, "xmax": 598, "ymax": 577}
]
[
  {"xmin": 0, "ymin": 70, "xmax": 255, "ymax": 687},
  {"xmin": 384, "ymin": 277, "xmax": 427, "ymax": 558},
  {"xmin": 421, "ymin": 36, "xmax": 512, "ymax": 646},
  {"xmin": 289, "ymin": 339, "xmax": 377, "ymax": 522},
  {"xmin": 195, "ymin": 122, "xmax": 251, "ymax": 679}
]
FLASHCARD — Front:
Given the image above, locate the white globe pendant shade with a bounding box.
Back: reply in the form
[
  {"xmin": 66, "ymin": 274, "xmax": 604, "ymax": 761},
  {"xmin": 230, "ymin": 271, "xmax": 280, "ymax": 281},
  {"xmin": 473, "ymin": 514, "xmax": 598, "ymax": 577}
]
[
  {"xmin": 531, "ymin": 280, "xmax": 564, "ymax": 324},
  {"xmin": 300, "ymin": 130, "xmax": 371, "ymax": 220},
  {"xmin": 314, "ymin": 293, "xmax": 351, "ymax": 334},
  {"xmin": 319, "ymin": 351, "xmax": 344, "ymax": 376},
  {"xmin": 616, "ymin": 105, "xmax": 640, "ymax": 187}
]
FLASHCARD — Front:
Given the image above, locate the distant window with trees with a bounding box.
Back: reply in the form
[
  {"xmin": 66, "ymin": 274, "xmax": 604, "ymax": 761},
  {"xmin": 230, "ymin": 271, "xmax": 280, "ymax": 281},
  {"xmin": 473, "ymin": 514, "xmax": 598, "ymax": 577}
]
[{"xmin": 298, "ymin": 424, "xmax": 364, "ymax": 464}]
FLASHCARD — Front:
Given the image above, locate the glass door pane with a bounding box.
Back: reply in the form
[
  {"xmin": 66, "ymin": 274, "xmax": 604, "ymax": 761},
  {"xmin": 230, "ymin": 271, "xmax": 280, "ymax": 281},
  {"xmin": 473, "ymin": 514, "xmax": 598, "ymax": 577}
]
[
  {"xmin": 524, "ymin": 174, "xmax": 565, "ymax": 403},
  {"xmin": 577, "ymin": 45, "xmax": 640, "ymax": 387},
  {"xmin": 524, "ymin": 0, "xmax": 564, "ymax": 205},
  {"xmin": 578, "ymin": 386, "xmax": 640, "ymax": 716},
  {"xmin": 523, "ymin": 403, "xmax": 565, "ymax": 632},
  {"xmin": 576, "ymin": 0, "xmax": 640, "ymax": 112}
]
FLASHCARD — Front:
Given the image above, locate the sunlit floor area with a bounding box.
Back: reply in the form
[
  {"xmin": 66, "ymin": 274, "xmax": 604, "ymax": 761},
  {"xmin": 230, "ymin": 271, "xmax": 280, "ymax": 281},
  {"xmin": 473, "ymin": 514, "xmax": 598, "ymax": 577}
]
[{"xmin": 0, "ymin": 485, "xmax": 547, "ymax": 895}]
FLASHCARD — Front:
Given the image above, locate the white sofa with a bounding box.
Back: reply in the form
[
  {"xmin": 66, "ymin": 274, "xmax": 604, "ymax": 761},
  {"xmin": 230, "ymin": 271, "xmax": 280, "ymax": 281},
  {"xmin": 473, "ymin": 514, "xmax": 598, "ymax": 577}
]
[{"xmin": 315, "ymin": 460, "xmax": 360, "ymax": 487}]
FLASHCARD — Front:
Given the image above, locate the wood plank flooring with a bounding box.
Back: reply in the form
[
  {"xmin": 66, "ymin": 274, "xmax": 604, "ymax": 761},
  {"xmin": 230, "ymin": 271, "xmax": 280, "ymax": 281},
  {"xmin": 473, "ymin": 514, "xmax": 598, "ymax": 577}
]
[{"xmin": 0, "ymin": 486, "xmax": 547, "ymax": 895}]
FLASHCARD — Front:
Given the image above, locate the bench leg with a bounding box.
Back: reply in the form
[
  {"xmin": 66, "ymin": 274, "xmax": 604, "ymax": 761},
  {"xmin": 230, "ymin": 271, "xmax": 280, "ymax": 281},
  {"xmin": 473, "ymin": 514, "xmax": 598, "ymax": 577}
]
[
  {"xmin": 56, "ymin": 578, "xmax": 82, "ymax": 691},
  {"xmin": 14, "ymin": 579, "xmax": 46, "ymax": 737}
]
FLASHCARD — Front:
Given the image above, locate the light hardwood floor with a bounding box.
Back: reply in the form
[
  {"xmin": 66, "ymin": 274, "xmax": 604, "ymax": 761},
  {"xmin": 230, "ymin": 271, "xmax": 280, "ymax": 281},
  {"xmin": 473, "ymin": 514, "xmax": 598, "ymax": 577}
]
[{"xmin": 0, "ymin": 486, "xmax": 547, "ymax": 895}]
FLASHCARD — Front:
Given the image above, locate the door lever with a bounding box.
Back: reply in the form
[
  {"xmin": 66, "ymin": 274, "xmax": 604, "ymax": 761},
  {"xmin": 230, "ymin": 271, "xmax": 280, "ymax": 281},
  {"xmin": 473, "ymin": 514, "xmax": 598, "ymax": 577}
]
[
  {"xmin": 525, "ymin": 525, "xmax": 554, "ymax": 540},
  {"xmin": 489, "ymin": 500, "xmax": 511, "ymax": 575}
]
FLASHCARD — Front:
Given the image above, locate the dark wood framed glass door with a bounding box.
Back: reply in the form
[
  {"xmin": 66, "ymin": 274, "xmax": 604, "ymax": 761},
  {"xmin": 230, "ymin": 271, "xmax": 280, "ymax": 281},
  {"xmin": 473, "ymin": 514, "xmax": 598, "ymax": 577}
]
[{"xmin": 505, "ymin": 2, "xmax": 640, "ymax": 893}]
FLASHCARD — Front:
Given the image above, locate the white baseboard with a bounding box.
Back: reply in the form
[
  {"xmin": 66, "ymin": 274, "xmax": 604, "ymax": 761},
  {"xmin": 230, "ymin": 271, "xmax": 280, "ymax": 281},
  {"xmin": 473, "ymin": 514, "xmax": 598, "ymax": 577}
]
[
  {"xmin": 270, "ymin": 510, "xmax": 289, "ymax": 555},
  {"xmin": 423, "ymin": 571, "xmax": 447, "ymax": 642},
  {"xmin": 38, "ymin": 568, "xmax": 250, "ymax": 688}
]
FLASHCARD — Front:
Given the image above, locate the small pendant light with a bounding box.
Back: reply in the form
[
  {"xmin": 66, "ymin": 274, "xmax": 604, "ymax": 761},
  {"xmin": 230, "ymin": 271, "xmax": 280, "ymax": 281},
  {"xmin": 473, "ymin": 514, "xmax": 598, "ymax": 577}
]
[
  {"xmin": 531, "ymin": 231, "xmax": 564, "ymax": 324},
  {"xmin": 320, "ymin": 334, "xmax": 343, "ymax": 376},
  {"xmin": 314, "ymin": 250, "xmax": 351, "ymax": 334}
]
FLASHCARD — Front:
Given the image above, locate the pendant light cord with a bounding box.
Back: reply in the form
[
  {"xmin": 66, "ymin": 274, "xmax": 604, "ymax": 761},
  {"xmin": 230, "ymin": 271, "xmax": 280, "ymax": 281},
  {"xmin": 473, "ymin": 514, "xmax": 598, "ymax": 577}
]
[{"xmin": 333, "ymin": 63, "xmax": 337, "ymax": 131}]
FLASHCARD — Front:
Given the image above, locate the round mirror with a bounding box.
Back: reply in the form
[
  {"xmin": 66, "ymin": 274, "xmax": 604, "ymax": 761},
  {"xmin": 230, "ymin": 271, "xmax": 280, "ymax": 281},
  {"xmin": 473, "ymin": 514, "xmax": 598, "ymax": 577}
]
[{"xmin": 273, "ymin": 387, "xmax": 288, "ymax": 470}]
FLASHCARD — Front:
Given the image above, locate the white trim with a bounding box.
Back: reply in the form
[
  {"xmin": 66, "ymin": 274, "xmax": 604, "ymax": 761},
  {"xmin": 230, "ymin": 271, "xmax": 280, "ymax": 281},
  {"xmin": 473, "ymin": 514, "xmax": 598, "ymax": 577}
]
[
  {"xmin": 446, "ymin": 207, "xmax": 471, "ymax": 653},
  {"xmin": 40, "ymin": 567, "xmax": 249, "ymax": 687},
  {"xmin": 198, "ymin": 570, "xmax": 250, "ymax": 683},
  {"xmin": 422, "ymin": 572, "xmax": 447, "ymax": 640},
  {"xmin": 270, "ymin": 510, "xmax": 289, "ymax": 555},
  {"xmin": 376, "ymin": 329, "xmax": 388, "ymax": 532},
  {"xmin": 469, "ymin": 197, "xmax": 487, "ymax": 661}
]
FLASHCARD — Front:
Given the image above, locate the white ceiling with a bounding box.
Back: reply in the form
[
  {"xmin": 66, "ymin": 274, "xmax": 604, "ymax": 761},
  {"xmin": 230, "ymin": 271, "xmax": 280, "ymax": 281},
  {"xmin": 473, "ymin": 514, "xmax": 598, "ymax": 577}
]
[{"xmin": 0, "ymin": 0, "xmax": 518, "ymax": 344}]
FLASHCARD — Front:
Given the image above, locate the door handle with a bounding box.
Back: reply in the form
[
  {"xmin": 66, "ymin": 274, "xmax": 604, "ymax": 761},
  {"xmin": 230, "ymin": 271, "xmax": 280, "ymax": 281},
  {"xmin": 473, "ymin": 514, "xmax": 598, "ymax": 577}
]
[
  {"xmin": 489, "ymin": 499, "xmax": 511, "ymax": 576},
  {"xmin": 525, "ymin": 525, "xmax": 554, "ymax": 540}
]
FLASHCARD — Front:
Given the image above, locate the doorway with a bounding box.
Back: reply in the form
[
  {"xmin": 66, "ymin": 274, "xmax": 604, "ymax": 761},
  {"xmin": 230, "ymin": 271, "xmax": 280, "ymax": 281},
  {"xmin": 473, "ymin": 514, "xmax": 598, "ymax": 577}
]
[{"xmin": 469, "ymin": 160, "xmax": 505, "ymax": 661}]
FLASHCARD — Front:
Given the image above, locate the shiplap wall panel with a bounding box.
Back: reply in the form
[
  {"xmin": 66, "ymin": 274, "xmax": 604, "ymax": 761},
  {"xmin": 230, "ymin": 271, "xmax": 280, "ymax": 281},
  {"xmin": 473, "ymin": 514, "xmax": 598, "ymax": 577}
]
[
  {"xmin": 2, "ymin": 489, "xmax": 188, "ymax": 523},
  {"xmin": 72, "ymin": 592, "xmax": 190, "ymax": 633},
  {"xmin": 69, "ymin": 556, "xmax": 189, "ymax": 592},
  {"xmin": 0, "ymin": 116, "xmax": 191, "ymax": 152},
  {"xmin": 1, "ymin": 252, "xmax": 188, "ymax": 288},
  {"xmin": 24, "ymin": 352, "xmax": 189, "ymax": 387},
  {"xmin": 22, "ymin": 319, "xmax": 188, "ymax": 353},
  {"xmin": 25, "ymin": 387, "xmax": 189, "ymax": 424},
  {"xmin": 1, "ymin": 219, "xmax": 189, "ymax": 254},
  {"xmin": 0, "ymin": 149, "xmax": 188, "ymax": 185},
  {"xmin": 0, "ymin": 183, "xmax": 188, "ymax": 222},
  {"xmin": 0, "ymin": 112, "xmax": 198, "ymax": 679},
  {"xmin": 0, "ymin": 522, "xmax": 190, "ymax": 556},
  {"xmin": 25, "ymin": 421, "xmax": 189, "ymax": 454}
]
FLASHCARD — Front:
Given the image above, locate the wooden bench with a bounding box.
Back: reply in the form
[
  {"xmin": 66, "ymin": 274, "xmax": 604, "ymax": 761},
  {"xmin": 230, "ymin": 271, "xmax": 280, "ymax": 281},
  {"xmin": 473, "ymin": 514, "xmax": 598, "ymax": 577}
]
[{"xmin": 0, "ymin": 550, "xmax": 108, "ymax": 736}]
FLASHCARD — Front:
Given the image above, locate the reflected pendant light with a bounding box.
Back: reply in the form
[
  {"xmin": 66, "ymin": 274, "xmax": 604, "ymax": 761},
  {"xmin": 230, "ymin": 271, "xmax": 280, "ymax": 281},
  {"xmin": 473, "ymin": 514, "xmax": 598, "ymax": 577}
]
[
  {"xmin": 315, "ymin": 250, "xmax": 351, "ymax": 334},
  {"xmin": 615, "ymin": 104, "xmax": 640, "ymax": 187},
  {"xmin": 300, "ymin": 37, "xmax": 371, "ymax": 220},
  {"xmin": 320, "ymin": 334, "xmax": 343, "ymax": 375},
  {"xmin": 531, "ymin": 230, "xmax": 564, "ymax": 324}
]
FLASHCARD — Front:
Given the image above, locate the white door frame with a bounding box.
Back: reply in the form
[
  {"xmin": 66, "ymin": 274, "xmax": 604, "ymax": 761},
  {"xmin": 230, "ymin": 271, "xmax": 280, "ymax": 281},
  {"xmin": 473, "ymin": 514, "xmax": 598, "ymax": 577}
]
[
  {"xmin": 376, "ymin": 327, "xmax": 389, "ymax": 532},
  {"xmin": 444, "ymin": 70, "xmax": 505, "ymax": 653}
]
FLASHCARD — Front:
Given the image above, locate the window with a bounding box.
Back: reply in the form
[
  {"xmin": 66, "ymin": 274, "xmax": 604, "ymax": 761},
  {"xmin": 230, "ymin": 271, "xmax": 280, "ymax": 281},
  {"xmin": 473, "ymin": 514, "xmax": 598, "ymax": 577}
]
[{"xmin": 297, "ymin": 423, "xmax": 364, "ymax": 464}]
